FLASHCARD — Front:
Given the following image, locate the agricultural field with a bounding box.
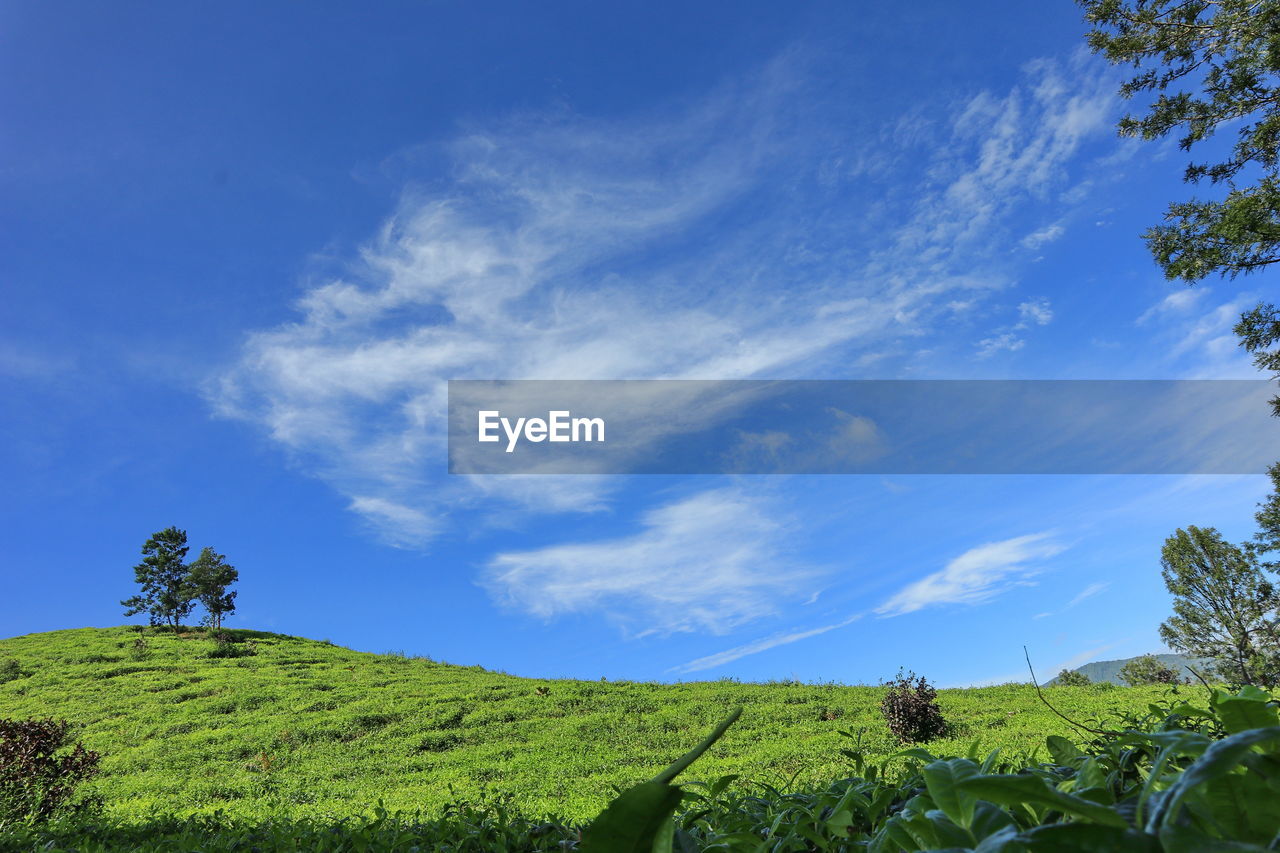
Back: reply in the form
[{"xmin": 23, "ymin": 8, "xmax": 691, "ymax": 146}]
[{"xmin": 0, "ymin": 627, "xmax": 1169, "ymax": 824}]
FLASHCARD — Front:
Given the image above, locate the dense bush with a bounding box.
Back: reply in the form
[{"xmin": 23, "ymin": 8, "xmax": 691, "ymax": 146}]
[
  {"xmin": 0, "ymin": 659, "xmax": 22, "ymax": 684},
  {"xmin": 880, "ymin": 670, "xmax": 948, "ymax": 744},
  {"xmin": 0, "ymin": 718, "xmax": 100, "ymax": 827},
  {"xmin": 207, "ymin": 634, "xmax": 257, "ymax": 659},
  {"xmin": 127, "ymin": 636, "xmax": 151, "ymax": 662},
  {"xmin": 1119, "ymin": 654, "xmax": 1182, "ymax": 686},
  {"xmin": 1054, "ymin": 668, "xmax": 1091, "ymax": 686}
]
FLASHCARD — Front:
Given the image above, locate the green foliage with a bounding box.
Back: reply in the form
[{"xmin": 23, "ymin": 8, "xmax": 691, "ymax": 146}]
[
  {"xmin": 0, "ymin": 659, "xmax": 24, "ymax": 684},
  {"xmin": 1054, "ymin": 668, "xmax": 1091, "ymax": 687},
  {"xmin": 581, "ymin": 709, "xmax": 740, "ymax": 852},
  {"xmin": 0, "ymin": 718, "xmax": 100, "ymax": 828},
  {"xmin": 188, "ymin": 548, "xmax": 238, "ymax": 630},
  {"xmin": 121, "ymin": 527, "xmax": 195, "ymax": 632},
  {"xmin": 121, "ymin": 530, "xmax": 241, "ymax": 633},
  {"xmin": 127, "ymin": 636, "xmax": 151, "ymax": 663},
  {"xmin": 1079, "ymin": 0, "xmax": 1280, "ymax": 282},
  {"xmin": 1119, "ymin": 654, "xmax": 1182, "ymax": 686},
  {"xmin": 1254, "ymin": 459, "xmax": 1280, "ymax": 564},
  {"xmin": 1158, "ymin": 526, "xmax": 1280, "ymax": 687},
  {"xmin": 880, "ymin": 670, "xmax": 948, "ymax": 744},
  {"xmin": 1236, "ymin": 304, "xmax": 1280, "ymax": 416},
  {"xmin": 206, "ymin": 634, "xmax": 258, "ymax": 659},
  {"xmin": 1079, "ymin": 2, "xmax": 1280, "ymax": 417},
  {"xmin": 11, "ymin": 685, "xmax": 1280, "ymax": 851},
  {"xmin": 0, "ymin": 627, "xmax": 1166, "ymax": 823}
]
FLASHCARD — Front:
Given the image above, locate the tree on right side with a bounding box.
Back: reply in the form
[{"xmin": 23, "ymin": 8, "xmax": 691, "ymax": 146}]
[
  {"xmin": 1158, "ymin": 525, "xmax": 1280, "ymax": 687},
  {"xmin": 121, "ymin": 527, "xmax": 195, "ymax": 633},
  {"xmin": 1078, "ymin": 0, "xmax": 1280, "ymax": 413}
]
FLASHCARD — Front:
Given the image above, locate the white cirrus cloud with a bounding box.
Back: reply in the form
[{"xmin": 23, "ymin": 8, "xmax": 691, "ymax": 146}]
[
  {"xmin": 1020, "ymin": 223, "xmax": 1065, "ymax": 250},
  {"xmin": 482, "ymin": 487, "xmax": 811, "ymax": 636},
  {"xmin": 876, "ymin": 533, "xmax": 1065, "ymax": 617},
  {"xmin": 211, "ymin": 50, "xmax": 1118, "ymax": 552},
  {"xmin": 670, "ymin": 612, "xmax": 863, "ymax": 674}
]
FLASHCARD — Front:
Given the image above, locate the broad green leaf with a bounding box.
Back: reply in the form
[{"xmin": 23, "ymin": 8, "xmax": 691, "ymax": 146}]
[
  {"xmin": 651, "ymin": 709, "xmax": 742, "ymax": 784},
  {"xmin": 923, "ymin": 758, "xmax": 980, "ymax": 829},
  {"xmin": 580, "ymin": 781, "xmax": 682, "ymax": 853},
  {"xmin": 1159, "ymin": 825, "xmax": 1275, "ymax": 853},
  {"xmin": 1045, "ymin": 735, "xmax": 1082, "ymax": 766},
  {"xmin": 1016, "ymin": 823, "xmax": 1159, "ymax": 852},
  {"xmin": 1184, "ymin": 771, "xmax": 1280, "ymax": 843},
  {"xmin": 957, "ymin": 774, "xmax": 1129, "ymax": 828},
  {"xmin": 1211, "ymin": 693, "xmax": 1280, "ymax": 736},
  {"xmin": 582, "ymin": 708, "xmax": 742, "ymax": 853},
  {"xmin": 969, "ymin": 801, "xmax": 1018, "ymax": 841},
  {"xmin": 972, "ymin": 825, "xmax": 1020, "ymax": 853},
  {"xmin": 1146, "ymin": 726, "xmax": 1280, "ymax": 834}
]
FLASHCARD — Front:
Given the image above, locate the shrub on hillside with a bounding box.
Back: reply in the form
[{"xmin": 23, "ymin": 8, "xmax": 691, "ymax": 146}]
[
  {"xmin": 880, "ymin": 670, "xmax": 947, "ymax": 744},
  {"xmin": 0, "ymin": 660, "xmax": 23, "ymax": 684},
  {"xmin": 1119, "ymin": 654, "xmax": 1182, "ymax": 686},
  {"xmin": 1054, "ymin": 668, "xmax": 1091, "ymax": 686},
  {"xmin": 128, "ymin": 635, "xmax": 151, "ymax": 662},
  {"xmin": 208, "ymin": 634, "xmax": 257, "ymax": 659},
  {"xmin": 0, "ymin": 718, "xmax": 100, "ymax": 827}
]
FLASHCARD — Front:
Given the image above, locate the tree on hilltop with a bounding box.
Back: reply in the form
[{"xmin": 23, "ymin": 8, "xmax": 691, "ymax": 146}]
[
  {"xmin": 122, "ymin": 527, "xmax": 195, "ymax": 632},
  {"xmin": 188, "ymin": 547, "xmax": 238, "ymax": 630},
  {"xmin": 1055, "ymin": 668, "xmax": 1091, "ymax": 687},
  {"xmin": 1118, "ymin": 654, "xmax": 1181, "ymax": 686}
]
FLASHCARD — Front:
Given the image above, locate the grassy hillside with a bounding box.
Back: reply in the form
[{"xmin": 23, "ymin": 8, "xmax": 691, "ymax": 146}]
[{"xmin": 0, "ymin": 627, "xmax": 1170, "ymax": 823}]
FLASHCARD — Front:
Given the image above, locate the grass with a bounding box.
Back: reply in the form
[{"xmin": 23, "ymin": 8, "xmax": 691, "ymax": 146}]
[{"xmin": 0, "ymin": 626, "xmax": 1172, "ymax": 824}]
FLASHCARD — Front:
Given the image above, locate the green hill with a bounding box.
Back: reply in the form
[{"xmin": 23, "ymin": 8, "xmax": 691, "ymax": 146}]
[{"xmin": 0, "ymin": 627, "xmax": 1166, "ymax": 822}]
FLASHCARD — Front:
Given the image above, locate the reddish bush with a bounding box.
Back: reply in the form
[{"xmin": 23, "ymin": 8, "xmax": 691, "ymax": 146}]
[
  {"xmin": 0, "ymin": 718, "xmax": 100, "ymax": 825},
  {"xmin": 880, "ymin": 670, "xmax": 948, "ymax": 744}
]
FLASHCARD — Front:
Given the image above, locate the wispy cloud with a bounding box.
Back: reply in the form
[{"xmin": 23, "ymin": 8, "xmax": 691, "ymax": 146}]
[
  {"xmin": 1138, "ymin": 289, "xmax": 1257, "ymax": 378},
  {"xmin": 212, "ymin": 48, "xmax": 1117, "ymax": 557},
  {"xmin": 975, "ymin": 332, "xmax": 1026, "ymax": 358},
  {"xmin": 483, "ymin": 487, "xmax": 811, "ymax": 636},
  {"xmin": 877, "ymin": 533, "xmax": 1065, "ymax": 617},
  {"xmin": 1020, "ymin": 223, "xmax": 1065, "ymax": 250},
  {"xmin": 1033, "ymin": 580, "xmax": 1111, "ymax": 621},
  {"xmin": 1018, "ymin": 298, "xmax": 1054, "ymax": 327},
  {"xmin": 670, "ymin": 613, "xmax": 863, "ymax": 674},
  {"xmin": 1067, "ymin": 581, "xmax": 1110, "ymax": 608}
]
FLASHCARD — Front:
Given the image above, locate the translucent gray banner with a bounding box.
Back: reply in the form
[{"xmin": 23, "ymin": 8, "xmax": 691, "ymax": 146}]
[{"xmin": 447, "ymin": 380, "xmax": 1278, "ymax": 475}]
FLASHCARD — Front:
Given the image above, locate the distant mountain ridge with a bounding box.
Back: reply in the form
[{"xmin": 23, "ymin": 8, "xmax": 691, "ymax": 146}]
[{"xmin": 1059, "ymin": 653, "xmax": 1209, "ymax": 685}]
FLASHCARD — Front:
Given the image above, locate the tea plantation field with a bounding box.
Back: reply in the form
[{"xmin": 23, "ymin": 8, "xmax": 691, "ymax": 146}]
[{"xmin": 0, "ymin": 627, "xmax": 1167, "ymax": 823}]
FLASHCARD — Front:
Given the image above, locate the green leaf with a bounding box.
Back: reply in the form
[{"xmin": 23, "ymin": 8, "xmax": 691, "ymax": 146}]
[
  {"xmin": 923, "ymin": 758, "xmax": 980, "ymax": 829},
  {"xmin": 957, "ymin": 774, "xmax": 1129, "ymax": 828},
  {"xmin": 581, "ymin": 708, "xmax": 742, "ymax": 853},
  {"xmin": 1016, "ymin": 823, "xmax": 1159, "ymax": 852},
  {"xmin": 1146, "ymin": 726, "xmax": 1280, "ymax": 834},
  {"xmin": 1045, "ymin": 736, "xmax": 1082, "ymax": 766},
  {"xmin": 1159, "ymin": 825, "xmax": 1276, "ymax": 853},
  {"xmin": 651, "ymin": 708, "xmax": 742, "ymax": 784},
  {"xmin": 580, "ymin": 781, "xmax": 682, "ymax": 853},
  {"xmin": 1211, "ymin": 692, "xmax": 1280, "ymax": 736},
  {"xmin": 969, "ymin": 801, "xmax": 1018, "ymax": 841}
]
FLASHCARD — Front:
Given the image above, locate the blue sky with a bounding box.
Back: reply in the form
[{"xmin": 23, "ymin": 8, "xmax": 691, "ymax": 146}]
[{"xmin": 3, "ymin": 1, "xmax": 1275, "ymax": 686}]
